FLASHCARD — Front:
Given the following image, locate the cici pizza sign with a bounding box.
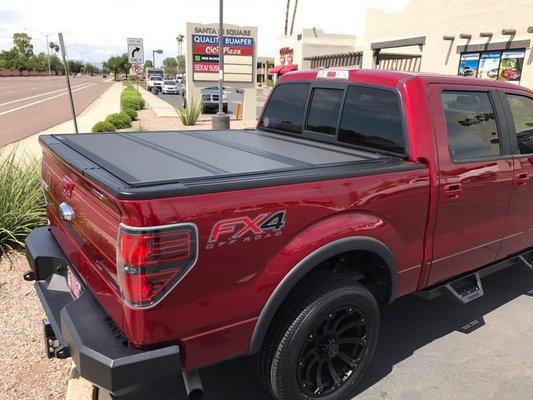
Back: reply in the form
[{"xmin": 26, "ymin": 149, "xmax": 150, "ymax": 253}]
[{"xmin": 191, "ymin": 33, "xmax": 255, "ymax": 83}]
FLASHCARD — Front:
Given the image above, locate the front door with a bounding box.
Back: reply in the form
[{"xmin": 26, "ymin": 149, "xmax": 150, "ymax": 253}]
[
  {"xmin": 498, "ymin": 89, "xmax": 533, "ymax": 257},
  {"xmin": 427, "ymin": 84, "xmax": 514, "ymax": 285}
]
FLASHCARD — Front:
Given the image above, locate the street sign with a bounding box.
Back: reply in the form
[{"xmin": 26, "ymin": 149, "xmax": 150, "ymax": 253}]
[
  {"xmin": 132, "ymin": 63, "xmax": 143, "ymax": 74},
  {"xmin": 127, "ymin": 38, "xmax": 144, "ymax": 64}
]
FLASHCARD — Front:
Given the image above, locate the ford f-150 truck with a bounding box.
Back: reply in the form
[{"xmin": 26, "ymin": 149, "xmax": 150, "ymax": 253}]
[{"xmin": 24, "ymin": 68, "xmax": 533, "ymax": 400}]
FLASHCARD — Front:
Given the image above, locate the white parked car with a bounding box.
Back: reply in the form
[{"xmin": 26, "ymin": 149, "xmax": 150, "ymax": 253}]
[
  {"xmin": 161, "ymin": 80, "xmax": 181, "ymax": 95},
  {"xmin": 146, "ymin": 76, "xmax": 163, "ymax": 92}
]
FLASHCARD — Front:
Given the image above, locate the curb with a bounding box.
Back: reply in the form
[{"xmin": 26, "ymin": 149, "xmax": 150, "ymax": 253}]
[{"xmin": 65, "ymin": 363, "xmax": 97, "ymax": 400}]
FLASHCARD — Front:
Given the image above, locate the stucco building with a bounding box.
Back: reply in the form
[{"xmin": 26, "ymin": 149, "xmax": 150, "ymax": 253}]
[{"xmin": 273, "ymin": 0, "xmax": 533, "ymax": 88}]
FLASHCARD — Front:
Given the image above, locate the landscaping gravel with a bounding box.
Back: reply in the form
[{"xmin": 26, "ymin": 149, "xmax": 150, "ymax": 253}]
[{"xmin": 0, "ymin": 252, "xmax": 70, "ymax": 400}]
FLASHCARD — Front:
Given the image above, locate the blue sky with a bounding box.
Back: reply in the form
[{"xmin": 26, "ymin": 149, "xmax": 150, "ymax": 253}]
[{"xmin": 0, "ymin": 0, "xmax": 408, "ymax": 64}]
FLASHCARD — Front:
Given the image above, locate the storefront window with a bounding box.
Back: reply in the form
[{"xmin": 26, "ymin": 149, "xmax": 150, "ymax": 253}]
[{"xmin": 458, "ymin": 49, "xmax": 525, "ymax": 84}]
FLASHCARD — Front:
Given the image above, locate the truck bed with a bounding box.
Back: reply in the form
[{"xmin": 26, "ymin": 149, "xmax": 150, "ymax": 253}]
[{"xmin": 41, "ymin": 130, "xmax": 418, "ymax": 199}]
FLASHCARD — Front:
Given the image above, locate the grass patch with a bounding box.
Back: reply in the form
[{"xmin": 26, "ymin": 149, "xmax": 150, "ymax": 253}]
[
  {"xmin": 0, "ymin": 150, "xmax": 46, "ymax": 253},
  {"xmin": 177, "ymin": 96, "xmax": 203, "ymax": 126}
]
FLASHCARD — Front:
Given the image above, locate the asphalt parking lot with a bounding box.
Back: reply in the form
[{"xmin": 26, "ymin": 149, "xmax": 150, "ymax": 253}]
[
  {"xmin": 101, "ymin": 263, "xmax": 533, "ymax": 400},
  {"xmin": 148, "ymin": 85, "xmax": 266, "ymax": 118}
]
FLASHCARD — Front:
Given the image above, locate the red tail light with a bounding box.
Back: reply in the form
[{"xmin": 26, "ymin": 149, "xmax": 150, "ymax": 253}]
[{"xmin": 117, "ymin": 223, "xmax": 198, "ymax": 308}]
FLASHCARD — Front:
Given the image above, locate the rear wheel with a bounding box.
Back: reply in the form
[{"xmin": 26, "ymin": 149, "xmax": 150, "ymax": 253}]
[{"xmin": 255, "ymin": 273, "xmax": 379, "ymax": 400}]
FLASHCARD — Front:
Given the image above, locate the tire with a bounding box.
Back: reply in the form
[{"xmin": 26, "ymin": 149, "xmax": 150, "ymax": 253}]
[{"xmin": 255, "ymin": 273, "xmax": 379, "ymax": 400}]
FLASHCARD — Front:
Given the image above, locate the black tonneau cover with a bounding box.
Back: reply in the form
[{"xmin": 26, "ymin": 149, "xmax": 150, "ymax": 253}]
[{"xmin": 41, "ymin": 130, "xmax": 421, "ymax": 199}]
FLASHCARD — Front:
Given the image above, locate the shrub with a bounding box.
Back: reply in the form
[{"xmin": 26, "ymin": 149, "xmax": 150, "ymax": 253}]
[
  {"xmin": 121, "ymin": 107, "xmax": 138, "ymax": 121},
  {"xmin": 0, "ymin": 150, "xmax": 46, "ymax": 253},
  {"xmin": 120, "ymin": 95, "xmax": 145, "ymax": 111},
  {"xmin": 92, "ymin": 121, "xmax": 117, "ymax": 133},
  {"xmin": 105, "ymin": 112, "xmax": 132, "ymax": 129},
  {"xmin": 177, "ymin": 96, "xmax": 203, "ymax": 126}
]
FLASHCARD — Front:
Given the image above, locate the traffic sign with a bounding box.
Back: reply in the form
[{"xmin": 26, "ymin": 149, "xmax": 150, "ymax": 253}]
[
  {"xmin": 132, "ymin": 63, "xmax": 143, "ymax": 74},
  {"xmin": 127, "ymin": 38, "xmax": 144, "ymax": 64}
]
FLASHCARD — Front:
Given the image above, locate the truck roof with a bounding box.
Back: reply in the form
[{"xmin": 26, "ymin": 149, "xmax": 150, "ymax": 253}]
[{"xmin": 280, "ymin": 68, "xmax": 532, "ymax": 92}]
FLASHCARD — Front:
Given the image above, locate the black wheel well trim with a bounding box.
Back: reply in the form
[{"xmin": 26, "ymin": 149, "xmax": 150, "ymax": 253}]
[{"xmin": 248, "ymin": 236, "xmax": 398, "ymax": 355}]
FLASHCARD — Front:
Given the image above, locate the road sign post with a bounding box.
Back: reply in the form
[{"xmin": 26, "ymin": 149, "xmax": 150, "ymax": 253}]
[{"xmin": 58, "ymin": 32, "xmax": 78, "ymax": 133}]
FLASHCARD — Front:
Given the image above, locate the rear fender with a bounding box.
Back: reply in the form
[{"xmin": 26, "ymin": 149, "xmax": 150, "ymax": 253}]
[{"xmin": 248, "ymin": 212, "xmax": 399, "ymax": 354}]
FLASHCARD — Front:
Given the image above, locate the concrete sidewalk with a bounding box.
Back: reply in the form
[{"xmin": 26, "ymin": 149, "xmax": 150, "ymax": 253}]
[
  {"xmin": 2, "ymin": 82, "xmax": 122, "ymax": 159},
  {"xmin": 138, "ymin": 86, "xmax": 179, "ymax": 117}
]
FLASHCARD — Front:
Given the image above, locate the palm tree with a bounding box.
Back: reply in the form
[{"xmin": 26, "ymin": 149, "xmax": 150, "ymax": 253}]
[
  {"xmin": 290, "ymin": 0, "xmax": 299, "ymax": 35},
  {"xmin": 176, "ymin": 35, "xmax": 185, "ymax": 56},
  {"xmin": 284, "ymin": 0, "xmax": 291, "ymax": 35}
]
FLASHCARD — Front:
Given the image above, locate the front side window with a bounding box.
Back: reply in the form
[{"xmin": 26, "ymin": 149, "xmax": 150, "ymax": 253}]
[
  {"xmin": 338, "ymin": 86, "xmax": 405, "ymax": 154},
  {"xmin": 305, "ymin": 88, "xmax": 344, "ymax": 135},
  {"xmin": 506, "ymin": 94, "xmax": 533, "ymax": 154},
  {"xmin": 441, "ymin": 91, "xmax": 500, "ymax": 161},
  {"xmin": 260, "ymin": 83, "xmax": 310, "ymax": 133}
]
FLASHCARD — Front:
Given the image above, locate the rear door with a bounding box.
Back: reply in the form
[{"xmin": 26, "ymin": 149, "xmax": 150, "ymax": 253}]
[
  {"xmin": 498, "ymin": 89, "xmax": 533, "ymax": 257},
  {"xmin": 427, "ymin": 84, "xmax": 514, "ymax": 285}
]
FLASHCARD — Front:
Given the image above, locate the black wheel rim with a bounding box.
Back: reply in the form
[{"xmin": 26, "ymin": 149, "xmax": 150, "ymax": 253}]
[{"xmin": 296, "ymin": 305, "xmax": 368, "ymax": 397}]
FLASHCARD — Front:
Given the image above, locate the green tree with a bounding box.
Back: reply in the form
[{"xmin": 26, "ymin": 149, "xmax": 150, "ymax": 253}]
[
  {"xmin": 13, "ymin": 32, "xmax": 33, "ymax": 59},
  {"xmin": 120, "ymin": 53, "xmax": 131, "ymax": 78},
  {"xmin": 103, "ymin": 56, "xmax": 122, "ymax": 80},
  {"xmin": 177, "ymin": 55, "xmax": 185, "ymax": 74},
  {"xmin": 143, "ymin": 59, "xmax": 153, "ymax": 69},
  {"xmin": 68, "ymin": 60, "xmax": 84, "ymax": 74},
  {"xmin": 104, "ymin": 54, "xmax": 130, "ymax": 80},
  {"xmin": 163, "ymin": 57, "xmax": 178, "ymax": 77}
]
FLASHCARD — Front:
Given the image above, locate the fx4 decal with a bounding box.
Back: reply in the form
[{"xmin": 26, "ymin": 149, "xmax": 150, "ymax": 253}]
[{"xmin": 206, "ymin": 211, "xmax": 286, "ymax": 249}]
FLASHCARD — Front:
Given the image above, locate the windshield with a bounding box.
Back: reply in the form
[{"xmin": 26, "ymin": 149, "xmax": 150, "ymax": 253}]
[{"xmin": 164, "ymin": 80, "xmax": 175, "ymax": 85}]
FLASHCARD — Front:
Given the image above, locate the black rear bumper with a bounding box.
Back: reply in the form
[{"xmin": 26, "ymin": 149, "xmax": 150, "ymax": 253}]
[{"xmin": 25, "ymin": 226, "xmax": 181, "ymax": 395}]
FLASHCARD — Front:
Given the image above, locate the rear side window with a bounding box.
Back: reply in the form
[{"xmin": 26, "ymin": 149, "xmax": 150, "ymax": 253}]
[
  {"xmin": 506, "ymin": 94, "xmax": 533, "ymax": 154},
  {"xmin": 260, "ymin": 83, "xmax": 310, "ymax": 133},
  {"xmin": 338, "ymin": 86, "xmax": 405, "ymax": 154},
  {"xmin": 441, "ymin": 91, "xmax": 501, "ymax": 161},
  {"xmin": 305, "ymin": 88, "xmax": 344, "ymax": 135}
]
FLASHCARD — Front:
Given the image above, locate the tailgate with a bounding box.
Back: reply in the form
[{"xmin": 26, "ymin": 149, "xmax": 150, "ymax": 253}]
[{"xmin": 41, "ymin": 145, "xmax": 125, "ymax": 329}]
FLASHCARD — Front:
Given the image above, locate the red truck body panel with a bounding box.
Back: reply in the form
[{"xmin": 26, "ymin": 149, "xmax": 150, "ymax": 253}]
[{"xmin": 40, "ymin": 68, "xmax": 533, "ymax": 371}]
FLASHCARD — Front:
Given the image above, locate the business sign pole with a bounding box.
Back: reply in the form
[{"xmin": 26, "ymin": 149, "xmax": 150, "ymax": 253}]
[
  {"xmin": 212, "ymin": 0, "xmax": 230, "ymax": 129},
  {"xmin": 58, "ymin": 32, "xmax": 78, "ymax": 133},
  {"xmin": 218, "ymin": 0, "xmax": 224, "ymax": 115}
]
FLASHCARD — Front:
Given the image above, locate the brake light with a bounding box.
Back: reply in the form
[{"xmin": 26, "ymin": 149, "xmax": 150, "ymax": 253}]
[
  {"xmin": 117, "ymin": 223, "xmax": 198, "ymax": 308},
  {"xmin": 316, "ymin": 69, "xmax": 349, "ymax": 80}
]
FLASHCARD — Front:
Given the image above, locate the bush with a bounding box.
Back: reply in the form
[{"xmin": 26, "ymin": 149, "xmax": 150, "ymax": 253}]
[
  {"xmin": 121, "ymin": 107, "xmax": 138, "ymax": 121},
  {"xmin": 105, "ymin": 112, "xmax": 132, "ymax": 129},
  {"xmin": 0, "ymin": 151, "xmax": 46, "ymax": 253},
  {"xmin": 92, "ymin": 121, "xmax": 117, "ymax": 133},
  {"xmin": 120, "ymin": 95, "xmax": 145, "ymax": 111},
  {"xmin": 177, "ymin": 96, "xmax": 203, "ymax": 126}
]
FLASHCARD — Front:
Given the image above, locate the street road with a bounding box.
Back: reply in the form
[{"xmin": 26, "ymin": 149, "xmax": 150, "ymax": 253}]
[
  {"xmin": 0, "ymin": 76, "xmax": 112, "ymax": 146},
  {"xmin": 101, "ymin": 264, "xmax": 533, "ymax": 400}
]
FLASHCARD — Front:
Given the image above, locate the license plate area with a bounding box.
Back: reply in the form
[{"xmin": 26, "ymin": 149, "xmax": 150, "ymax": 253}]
[{"xmin": 66, "ymin": 266, "xmax": 83, "ymax": 299}]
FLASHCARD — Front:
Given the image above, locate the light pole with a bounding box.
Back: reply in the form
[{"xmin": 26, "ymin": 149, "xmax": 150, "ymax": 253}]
[
  {"xmin": 212, "ymin": 0, "xmax": 230, "ymax": 129},
  {"xmin": 39, "ymin": 31, "xmax": 59, "ymax": 77},
  {"xmin": 152, "ymin": 49, "xmax": 163, "ymax": 68}
]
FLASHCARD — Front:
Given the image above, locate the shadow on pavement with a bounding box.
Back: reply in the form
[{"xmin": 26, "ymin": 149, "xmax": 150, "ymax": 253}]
[{"xmin": 107, "ymin": 264, "xmax": 533, "ymax": 400}]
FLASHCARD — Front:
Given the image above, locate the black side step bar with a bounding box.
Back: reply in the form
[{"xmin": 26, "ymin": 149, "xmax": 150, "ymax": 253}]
[
  {"xmin": 416, "ymin": 249, "xmax": 533, "ymax": 303},
  {"xmin": 445, "ymin": 272, "xmax": 484, "ymax": 304}
]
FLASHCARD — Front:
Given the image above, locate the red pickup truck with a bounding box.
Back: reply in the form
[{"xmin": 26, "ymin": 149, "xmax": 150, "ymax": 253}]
[{"xmin": 25, "ymin": 68, "xmax": 533, "ymax": 400}]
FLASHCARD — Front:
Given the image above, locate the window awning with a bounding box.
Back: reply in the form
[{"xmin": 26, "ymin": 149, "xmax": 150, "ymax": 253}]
[
  {"xmin": 279, "ymin": 64, "xmax": 298, "ymax": 74},
  {"xmin": 268, "ymin": 65, "xmax": 284, "ymax": 75}
]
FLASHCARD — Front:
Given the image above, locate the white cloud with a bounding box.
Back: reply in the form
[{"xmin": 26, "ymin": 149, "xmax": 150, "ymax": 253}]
[{"xmin": 0, "ymin": 0, "xmax": 408, "ymax": 64}]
